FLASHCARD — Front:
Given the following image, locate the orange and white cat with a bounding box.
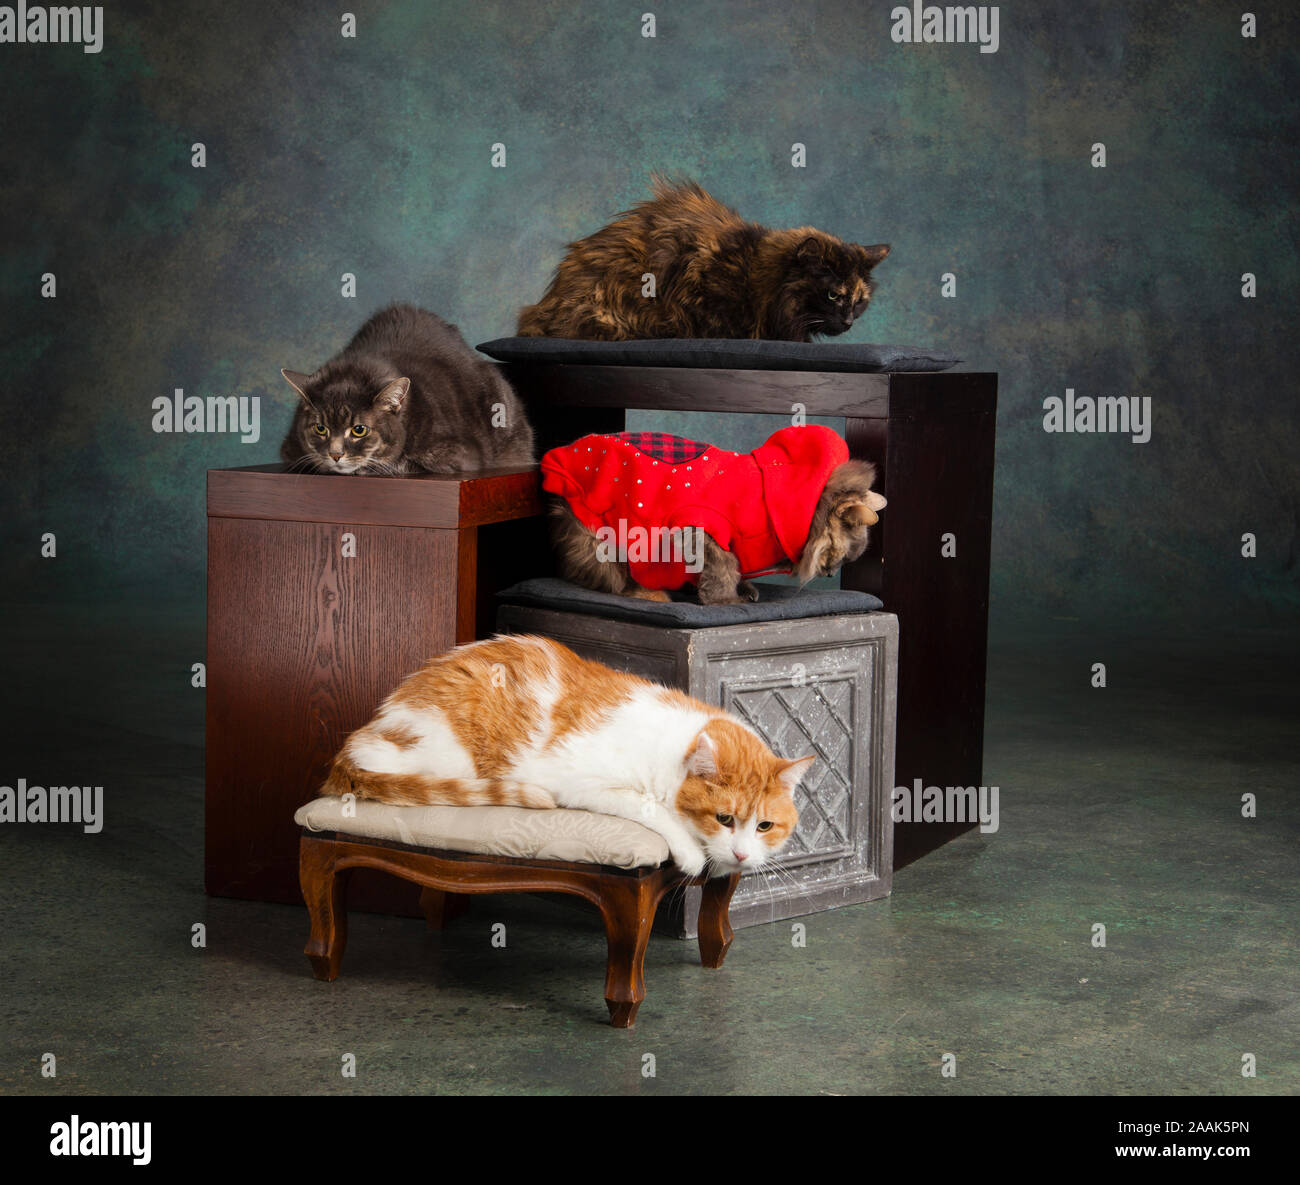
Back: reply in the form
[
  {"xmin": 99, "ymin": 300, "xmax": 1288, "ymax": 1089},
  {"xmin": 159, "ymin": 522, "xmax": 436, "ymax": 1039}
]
[{"xmin": 321, "ymin": 635, "xmax": 810, "ymax": 877}]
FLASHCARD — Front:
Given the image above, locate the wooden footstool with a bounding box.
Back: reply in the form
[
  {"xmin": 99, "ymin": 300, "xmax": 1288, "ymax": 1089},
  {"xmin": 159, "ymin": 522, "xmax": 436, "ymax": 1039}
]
[{"xmin": 294, "ymin": 797, "xmax": 741, "ymax": 1028}]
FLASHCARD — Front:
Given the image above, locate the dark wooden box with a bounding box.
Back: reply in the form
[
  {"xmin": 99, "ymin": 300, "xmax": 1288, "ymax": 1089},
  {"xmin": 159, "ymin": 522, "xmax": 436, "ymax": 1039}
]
[{"xmin": 507, "ymin": 364, "xmax": 998, "ymax": 866}]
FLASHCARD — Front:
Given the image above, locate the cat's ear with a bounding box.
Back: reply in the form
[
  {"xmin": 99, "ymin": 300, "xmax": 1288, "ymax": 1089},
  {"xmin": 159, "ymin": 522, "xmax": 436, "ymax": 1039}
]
[
  {"xmin": 373, "ymin": 377, "xmax": 411, "ymax": 413},
  {"xmin": 796, "ymin": 236, "xmax": 824, "ymax": 263},
  {"xmin": 281, "ymin": 369, "xmax": 315, "ymax": 406},
  {"xmin": 858, "ymin": 243, "xmax": 891, "ymax": 267},
  {"xmin": 684, "ymin": 728, "xmax": 719, "ymax": 778},
  {"xmin": 777, "ymin": 755, "xmax": 816, "ymax": 794}
]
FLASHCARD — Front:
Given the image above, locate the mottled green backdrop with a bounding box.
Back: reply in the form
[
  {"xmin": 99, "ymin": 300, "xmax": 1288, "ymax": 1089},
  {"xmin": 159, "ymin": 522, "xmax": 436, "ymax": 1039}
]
[{"xmin": 2, "ymin": 0, "xmax": 1296, "ymax": 631}]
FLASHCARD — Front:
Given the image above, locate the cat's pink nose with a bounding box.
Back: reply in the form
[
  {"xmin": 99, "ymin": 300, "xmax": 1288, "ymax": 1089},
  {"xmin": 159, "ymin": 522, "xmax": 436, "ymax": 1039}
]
[
  {"xmin": 329, "ymin": 451, "xmax": 343, "ymax": 461},
  {"xmin": 733, "ymin": 849, "xmax": 750, "ymax": 862}
]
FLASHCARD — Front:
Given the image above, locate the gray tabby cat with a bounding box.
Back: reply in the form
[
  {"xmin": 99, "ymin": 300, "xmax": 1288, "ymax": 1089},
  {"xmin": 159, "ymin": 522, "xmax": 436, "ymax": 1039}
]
[{"xmin": 280, "ymin": 304, "xmax": 534, "ymax": 475}]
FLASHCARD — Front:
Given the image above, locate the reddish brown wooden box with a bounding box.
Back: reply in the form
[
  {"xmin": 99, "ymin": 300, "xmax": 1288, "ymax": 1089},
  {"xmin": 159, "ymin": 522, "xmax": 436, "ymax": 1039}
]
[{"xmin": 204, "ymin": 464, "xmax": 545, "ymax": 914}]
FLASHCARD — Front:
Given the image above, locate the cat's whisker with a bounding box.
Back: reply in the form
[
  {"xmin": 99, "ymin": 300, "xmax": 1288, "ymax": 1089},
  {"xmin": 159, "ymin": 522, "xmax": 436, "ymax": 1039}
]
[
  {"xmin": 751, "ymin": 867, "xmax": 775, "ymax": 927},
  {"xmin": 284, "ymin": 452, "xmax": 319, "ymax": 474},
  {"xmin": 768, "ymin": 861, "xmax": 808, "ymax": 915},
  {"xmin": 661, "ymin": 869, "xmax": 698, "ymax": 935},
  {"xmin": 753, "ymin": 861, "xmax": 779, "ymax": 918},
  {"xmin": 762, "ymin": 865, "xmax": 783, "ymax": 924},
  {"xmin": 666, "ymin": 873, "xmax": 691, "ymax": 919}
]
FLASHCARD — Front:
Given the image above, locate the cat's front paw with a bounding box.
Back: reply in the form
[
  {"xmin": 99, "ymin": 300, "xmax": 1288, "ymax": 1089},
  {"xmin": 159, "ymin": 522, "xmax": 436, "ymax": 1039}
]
[
  {"xmin": 737, "ymin": 580, "xmax": 760, "ymax": 603},
  {"xmin": 629, "ymin": 586, "xmax": 671, "ymax": 603},
  {"xmin": 698, "ymin": 585, "xmax": 748, "ymax": 606},
  {"xmin": 671, "ymin": 844, "xmax": 707, "ymax": 878}
]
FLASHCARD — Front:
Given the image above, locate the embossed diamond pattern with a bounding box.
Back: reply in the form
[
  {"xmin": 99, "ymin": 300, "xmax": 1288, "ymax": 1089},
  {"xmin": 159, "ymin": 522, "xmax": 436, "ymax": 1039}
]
[{"xmin": 726, "ymin": 676, "xmax": 855, "ymax": 856}]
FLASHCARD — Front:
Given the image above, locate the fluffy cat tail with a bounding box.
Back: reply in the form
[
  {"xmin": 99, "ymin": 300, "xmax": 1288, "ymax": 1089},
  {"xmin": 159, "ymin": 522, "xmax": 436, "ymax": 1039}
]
[{"xmin": 320, "ymin": 756, "xmax": 555, "ymax": 809}]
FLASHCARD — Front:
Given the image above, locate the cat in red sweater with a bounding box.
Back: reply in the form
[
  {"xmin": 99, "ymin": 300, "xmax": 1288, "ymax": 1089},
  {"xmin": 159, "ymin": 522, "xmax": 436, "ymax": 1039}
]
[{"xmin": 541, "ymin": 425, "xmax": 886, "ymax": 604}]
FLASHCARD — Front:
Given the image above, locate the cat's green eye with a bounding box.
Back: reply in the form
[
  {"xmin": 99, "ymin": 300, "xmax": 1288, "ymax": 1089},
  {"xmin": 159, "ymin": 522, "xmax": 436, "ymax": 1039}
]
[
  {"xmin": 313, "ymin": 423, "xmax": 327, "ymax": 436},
  {"xmin": 756, "ymin": 821, "xmax": 774, "ymax": 832},
  {"xmin": 716, "ymin": 813, "xmax": 734, "ymax": 827},
  {"xmin": 350, "ymin": 424, "xmax": 369, "ymax": 438}
]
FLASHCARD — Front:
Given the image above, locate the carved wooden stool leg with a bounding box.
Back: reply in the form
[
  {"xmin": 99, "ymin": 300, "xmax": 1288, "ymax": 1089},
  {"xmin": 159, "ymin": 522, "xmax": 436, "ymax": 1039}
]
[
  {"xmin": 419, "ymin": 887, "xmax": 470, "ymax": 931},
  {"xmin": 300, "ymin": 836, "xmax": 350, "ymax": 981},
  {"xmin": 598, "ymin": 876, "xmax": 658, "ymax": 1028},
  {"xmin": 697, "ymin": 872, "xmax": 741, "ymax": 969}
]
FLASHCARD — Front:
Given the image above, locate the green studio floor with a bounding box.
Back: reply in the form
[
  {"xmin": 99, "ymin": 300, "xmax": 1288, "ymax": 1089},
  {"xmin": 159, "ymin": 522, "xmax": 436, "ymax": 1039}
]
[{"xmin": 1, "ymin": 601, "xmax": 1296, "ymax": 1096}]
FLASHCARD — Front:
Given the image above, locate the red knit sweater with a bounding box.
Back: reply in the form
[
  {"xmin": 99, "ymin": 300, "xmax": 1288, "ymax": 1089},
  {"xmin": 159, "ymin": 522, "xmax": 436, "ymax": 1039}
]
[{"xmin": 541, "ymin": 426, "xmax": 849, "ymax": 590}]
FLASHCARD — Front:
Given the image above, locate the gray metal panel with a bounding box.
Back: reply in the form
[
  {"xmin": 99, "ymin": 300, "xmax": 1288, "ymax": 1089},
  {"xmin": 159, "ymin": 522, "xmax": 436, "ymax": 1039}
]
[
  {"xmin": 497, "ymin": 605, "xmax": 898, "ymax": 937},
  {"xmin": 498, "ymin": 605, "xmax": 692, "ymax": 686}
]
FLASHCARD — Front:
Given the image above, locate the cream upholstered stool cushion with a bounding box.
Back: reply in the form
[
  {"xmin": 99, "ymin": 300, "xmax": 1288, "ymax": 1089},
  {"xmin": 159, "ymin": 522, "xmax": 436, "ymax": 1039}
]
[{"xmin": 294, "ymin": 797, "xmax": 671, "ymax": 870}]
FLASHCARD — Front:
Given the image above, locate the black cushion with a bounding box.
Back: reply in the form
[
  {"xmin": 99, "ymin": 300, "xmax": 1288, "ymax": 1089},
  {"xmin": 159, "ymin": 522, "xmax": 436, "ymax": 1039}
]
[
  {"xmin": 496, "ymin": 577, "xmax": 883, "ymax": 629},
  {"xmin": 476, "ymin": 336, "xmax": 960, "ymax": 373}
]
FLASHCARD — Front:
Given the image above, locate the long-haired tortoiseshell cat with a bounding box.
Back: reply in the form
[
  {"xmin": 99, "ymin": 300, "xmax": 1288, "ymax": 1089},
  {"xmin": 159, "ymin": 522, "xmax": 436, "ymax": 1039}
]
[
  {"xmin": 541, "ymin": 426, "xmax": 887, "ymax": 605},
  {"xmin": 280, "ymin": 303, "xmax": 534, "ymax": 475},
  {"xmin": 322, "ymin": 635, "xmax": 811, "ymax": 877},
  {"xmin": 517, "ymin": 177, "xmax": 890, "ymax": 341}
]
